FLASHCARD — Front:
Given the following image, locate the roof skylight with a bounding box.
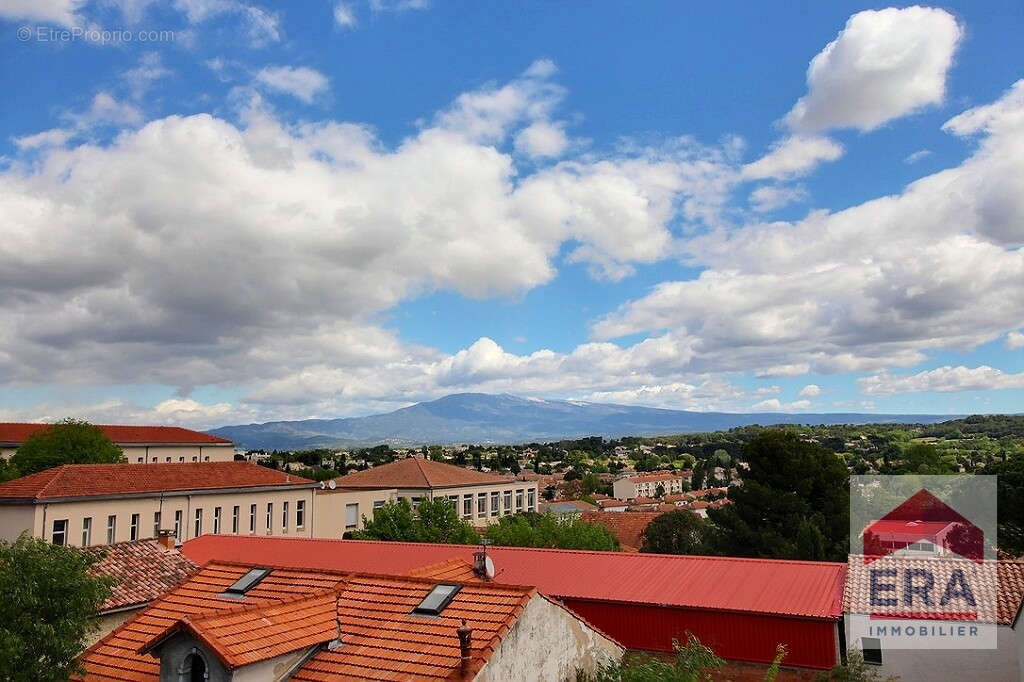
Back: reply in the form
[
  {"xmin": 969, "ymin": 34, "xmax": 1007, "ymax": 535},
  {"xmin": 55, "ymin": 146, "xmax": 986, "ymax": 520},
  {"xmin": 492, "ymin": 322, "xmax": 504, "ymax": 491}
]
[
  {"xmin": 224, "ymin": 567, "xmax": 272, "ymax": 595},
  {"xmin": 412, "ymin": 583, "xmax": 461, "ymax": 615}
]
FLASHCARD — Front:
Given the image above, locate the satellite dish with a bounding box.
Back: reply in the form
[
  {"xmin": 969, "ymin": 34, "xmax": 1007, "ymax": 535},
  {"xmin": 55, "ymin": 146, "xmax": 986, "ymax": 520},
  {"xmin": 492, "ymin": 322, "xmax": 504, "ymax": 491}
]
[
  {"xmin": 328, "ymin": 479, "xmax": 337, "ymax": 490},
  {"xmin": 320, "ymin": 481, "xmax": 326, "ymax": 489},
  {"xmin": 483, "ymin": 555, "xmax": 495, "ymax": 580}
]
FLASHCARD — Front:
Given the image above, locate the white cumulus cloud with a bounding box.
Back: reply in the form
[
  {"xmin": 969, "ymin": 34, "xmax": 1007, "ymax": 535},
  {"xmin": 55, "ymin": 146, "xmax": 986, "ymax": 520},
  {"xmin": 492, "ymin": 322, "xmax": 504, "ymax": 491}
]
[
  {"xmin": 785, "ymin": 7, "xmax": 961, "ymax": 132},
  {"xmin": 860, "ymin": 366, "xmax": 1024, "ymax": 395},
  {"xmin": 255, "ymin": 66, "xmax": 329, "ymax": 103}
]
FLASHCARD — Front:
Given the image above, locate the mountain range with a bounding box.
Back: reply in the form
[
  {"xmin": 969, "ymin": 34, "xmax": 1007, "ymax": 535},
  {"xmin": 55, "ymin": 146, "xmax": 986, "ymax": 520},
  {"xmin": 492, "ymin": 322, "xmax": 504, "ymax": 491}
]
[{"xmin": 209, "ymin": 393, "xmax": 959, "ymax": 450}]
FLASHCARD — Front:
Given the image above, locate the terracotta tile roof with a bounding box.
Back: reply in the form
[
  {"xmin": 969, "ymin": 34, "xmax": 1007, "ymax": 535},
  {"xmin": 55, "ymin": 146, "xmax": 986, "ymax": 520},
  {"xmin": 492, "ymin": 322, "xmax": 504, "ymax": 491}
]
[
  {"xmin": 183, "ymin": 536, "xmax": 849, "ymax": 620},
  {"xmin": 79, "ymin": 561, "xmax": 538, "ymax": 680},
  {"xmin": 140, "ymin": 592, "xmax": 339, "ymax": 669},
  {"xmin": 82, "ymin": 540, "xmax": 197, "ymax": 612},
  {"xmin": 335, "ymin": 457, "xmax": 509, "ymax": 490},
  {"xmin": 0, "ymin": 462, "xmax": 314, "ymax": 501},
  {"xmin": 628, "ymin": 496, "xmax": 659, "ymax": 505},
  {"xmin": 405, "ymin": 557, "xmax": 482, "ymax": 583},
  {"xmin": 844, "ymin": 555, "xmax": 1024, "ymax": 626},
  {"xmin": 580, "ymin": 512, "xmax": 661, "ymax": 551},
  {"xmin": 596, "ymin": 499, "xmax": 628, "ymax": 509},
  {"xmin": 0, "ymin": 423, "xmax": 230, "ymax": 445}
]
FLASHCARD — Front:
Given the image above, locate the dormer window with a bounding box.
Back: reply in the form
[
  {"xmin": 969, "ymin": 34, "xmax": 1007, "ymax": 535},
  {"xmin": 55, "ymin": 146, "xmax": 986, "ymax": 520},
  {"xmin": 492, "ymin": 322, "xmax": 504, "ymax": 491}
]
[
  {"xmin": 224, "ymin": 568, "xmax": 271, "ymax": 596},
  {"xmin": 412, "ymin": 584, "xmax": 461, "ymax": 616}
]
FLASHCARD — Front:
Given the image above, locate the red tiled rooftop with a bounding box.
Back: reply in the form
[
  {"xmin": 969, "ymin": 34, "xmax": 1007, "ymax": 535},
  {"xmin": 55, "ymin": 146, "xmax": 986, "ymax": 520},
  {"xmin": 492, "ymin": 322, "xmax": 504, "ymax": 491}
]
[
  {"xmin": 844, "ymin": 555, "xmax": 1024, "ymax": 626},
  {"xmin": 183, "ymin": 536, "xmax": 848, "ymax": 620},
  {"xmin": 0, "ymin": 423, "xmax": 230, "ymax": 445},
  {"xmin": 335, "ymin": 457, "xmax": 509, "ymax": 490},
  {"xmin": 0, "ymin": 462, "xmax": 315, "ymax": 501},
  {"xmin": 580, "ymin": 511, "xmax": 661, "ymax": 551},
  {"xmin": 83, "ymin": 540, "xmax": 197, "ymax": 612},
  {"xmin": 79, "ymin": 561, "xmax": 538, "ymax": 680}
]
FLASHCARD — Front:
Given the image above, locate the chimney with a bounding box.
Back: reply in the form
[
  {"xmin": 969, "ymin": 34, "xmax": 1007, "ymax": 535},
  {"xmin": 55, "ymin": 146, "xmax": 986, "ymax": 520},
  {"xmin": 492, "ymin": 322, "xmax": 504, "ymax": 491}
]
[
  {"xmin": 456, "ymin": 620, "xmax": 472, "ymax": 676},
  {"xmin": 156, "ymin": 529, "xmax": 175, "ymax": 549}
]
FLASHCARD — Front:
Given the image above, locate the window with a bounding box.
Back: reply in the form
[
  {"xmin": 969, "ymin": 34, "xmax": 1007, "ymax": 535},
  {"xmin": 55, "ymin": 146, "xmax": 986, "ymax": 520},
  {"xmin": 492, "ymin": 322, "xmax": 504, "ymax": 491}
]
[
  {"xmin": 177, "ymin": 456, "xmax": 183, "ymax": 462},
  {"xmin": 166, "ymin": 457, "xmax": 172, "ymax": 463},
  {"xmin": 81, "ymin": 517, "xmax": 92, "ymax": 546},
  {"xmin": 861, "ymin": 637, "xmax": 882, "ymax": 665},
  {"xmin": 153, "ymin": 511, "xmax": 161, "ymax": 538},
  {"xmin": 194, "ymin": 508, "xmax": 203, "ymax": 538},
  {"xmin": 130, "ymin": 513, "xmax": 140, "ymax": 541},
  {"xmin": 373, "ymin": 500, "xmax": 386, "ymax": 509},
  {"xmin": 192, "ymin": 456, "xmax": 198, "ymax": 462},
  {"xmin": 51, "ymin": 519, "xmax": 68, "ymax": 546},
  {"xmin": 527, "ymin": 489, "xmax": 535, "ymax": 511},
  {"xmin": 174, "ymin": 510, "xmax": 182, "ymax": 541},
  {"xmin": 282, "ymin": 501, "xmax": 289, "ymax": 532},
  {"xmin": 204, "ymin": 456, "xmax": 210, "ymax": 461},
  {"xmin": 490, "ymin": 491, "xmax": 499, "ymax": 516},
  {"xmin": 412, "ymin": 584, "xmax": 461, "ymax": 615},
  {"xmin": 462, "ymin": 494, "xmax": 472, "ymax": 518},
  {"xmin": 477, "ymin": 492, "xmax": 486, "ymax": 515},
  {"xmin": 296, "ymin": 500, "xmax": 305, "ymax": 529},
  {"xmin": 137, "ymin": 457, "xmax": 143, "ymax": 463},
  {"xmin": 410, "ymin": 496, "xmax": 421, "ymax": 509},
  {"xmin": 345, "ymin": 503, "xmax": 359, "ymax": 531},
  {"xmin": 249, "ymin": 504, "xmax": 257, "ymax": 533},
  {"xmin": 515, "ymin": 489, "xmax": 524, "ymax": 511},
  {"xmin": 107, "ymin": 515, "xmax": 117, "ymax": 544},
  {"xmin": 266, "ymin": 503, "xmax": 273, "ymax": 534},
  {"xmin": 232, "ymin": 506, "xmax": 239, "ymax": 534},
  {"xmin": 213, "ymin": 507, "xmax": 222, "ymax": 534},
  {"xmin": 503, "ymin": 490, "xmax": 512, "ymax": 515},
  {"xmin": 224, "ymin": 567, "xmax": 272, "ymax": 596}
]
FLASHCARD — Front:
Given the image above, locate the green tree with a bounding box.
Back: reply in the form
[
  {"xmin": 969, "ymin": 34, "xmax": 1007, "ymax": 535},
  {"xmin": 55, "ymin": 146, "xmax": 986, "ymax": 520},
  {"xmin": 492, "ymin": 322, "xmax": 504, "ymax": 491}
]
[
  {"xmin": 575, "ymin": 634, "xmax": 724, "ymax": 682},
  {"xmin": 0, "ymin": 533, "xmax": 113, "ymax": 681},
  {"xmin": 708, "ymin": 430, "xmax": 849, "ymax": 561},
  {"xmin": 485, "ymin": 512, "xmax": 619, "ymax": 551},
  {"xmin": 641, "ymin": 511, "xmax": 711, "ymax": 555},
  {"xmin": 894, "ymin": 442, "xmax": 953, "ymax": 475},
  {"xmin": 814, "ymin": 651, "xmax": 900, "ymax": 681},
  {"xmin": 11, "ymin": 419, "xmax": 124, "ymax": 476},
  {"xmin": 989, "ymin": 455, "xmax": 1024, "ymax": 555},
  {"xmin": 352, "ymin": 497, "xmax": 478, "ymax": 545}
]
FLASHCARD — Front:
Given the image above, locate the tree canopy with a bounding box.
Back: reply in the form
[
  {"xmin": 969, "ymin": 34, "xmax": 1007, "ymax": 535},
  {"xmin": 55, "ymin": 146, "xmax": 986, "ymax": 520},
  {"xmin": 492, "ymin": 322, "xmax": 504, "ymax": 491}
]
[
  {"xmin": 641, "ymin": 510, "xmax": 711, "ymax": 556},
  {"xmin": 485, "ymin": 512, "xmax": 620, "ymax": 551},
  {"xmin": 10, "ymin": 419, "xmax": 125, "ymax": 477},
  {"xmin": 351, "ymin": 497, "xmax": 478, "ymax": 545},
  {"xmin": 0, "ymin": 533, "xmax": 113, "ymax": 681},
  {"xmin": 708, "ymin": 429, "xmax": 850, "ymax": 561}
]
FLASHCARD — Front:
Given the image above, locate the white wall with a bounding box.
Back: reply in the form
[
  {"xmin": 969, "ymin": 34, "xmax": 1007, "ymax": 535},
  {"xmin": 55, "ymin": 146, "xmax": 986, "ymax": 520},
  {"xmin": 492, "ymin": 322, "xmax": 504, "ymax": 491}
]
[{"xmin": 476, "ymin": 594, "xmax": 623, "ymax": 682}]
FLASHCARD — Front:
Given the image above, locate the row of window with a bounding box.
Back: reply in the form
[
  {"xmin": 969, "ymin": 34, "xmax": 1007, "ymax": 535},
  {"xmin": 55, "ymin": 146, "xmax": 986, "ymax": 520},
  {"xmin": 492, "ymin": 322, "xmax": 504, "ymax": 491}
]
[
  {"xmin": 49, "ymin": 499, "xmax": 308, "ymax": 546},
  {"xmin": 135, "ymin": 455, "xmax": 211, "ymax": 463},
  {"xmin": 442, "ymin": 488, "xmax": 535, "ymax": 519}
]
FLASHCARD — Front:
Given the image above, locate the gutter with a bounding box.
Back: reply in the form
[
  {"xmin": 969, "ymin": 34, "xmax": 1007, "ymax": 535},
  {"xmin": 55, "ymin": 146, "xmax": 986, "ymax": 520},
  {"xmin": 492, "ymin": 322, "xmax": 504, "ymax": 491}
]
[{"xmin": 0, "ymin": 482, "xmax": 321, "ymax": 505}]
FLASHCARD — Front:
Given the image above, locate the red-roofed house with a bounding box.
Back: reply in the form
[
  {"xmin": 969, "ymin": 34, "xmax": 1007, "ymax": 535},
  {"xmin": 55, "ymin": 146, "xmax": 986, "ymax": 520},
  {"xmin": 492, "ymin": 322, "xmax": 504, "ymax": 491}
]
[
  {"xmin": 0, "ymin": 462, "xmax": 320, "ymax": 547},
  {"xmin": 0, "ymin": 423, "xmax": 235, "ymax": 463},
  {"xmin": 81, "ymin": 538, "xmax": 197, "ymax": 646},
  {"xmin": 77, "ymin": 560, "xmax": 623, "ymax": 681},
  {"xmin": 612, "ymin": 472, "xmax": 686, "ymax": 500},
  {"xmin": 319, "ymin": 457, "xmax": 539, "ymax": 532},
  {"xmin": 182, "ymin": 535, "xmax": 848, "ymax": 671}
]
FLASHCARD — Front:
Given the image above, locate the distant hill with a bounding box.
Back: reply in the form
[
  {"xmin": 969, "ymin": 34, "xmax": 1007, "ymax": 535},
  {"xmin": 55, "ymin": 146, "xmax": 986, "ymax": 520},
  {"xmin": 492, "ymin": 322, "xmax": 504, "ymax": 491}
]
[{"xmin": 209, "ymin": 393, "xmax": 960, "ymax": 450}]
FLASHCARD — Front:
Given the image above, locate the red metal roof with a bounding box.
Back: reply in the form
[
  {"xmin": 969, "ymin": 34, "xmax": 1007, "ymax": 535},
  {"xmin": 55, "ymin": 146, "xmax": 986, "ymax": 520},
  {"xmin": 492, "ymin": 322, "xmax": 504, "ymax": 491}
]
[
  {"xmin": 335, "ymin": 457, "xmax": 509, "ymax": 489},
  {"xmin": 0, "ymin": 462, "xmax": 314, "ymax": 501},
  {"xmin": 0, "ymin": 422, "xmax": 231, "ymax": 445},
  {"xmin": 183, "ymin": 536, "xmax": 847, "ymax": 620}
]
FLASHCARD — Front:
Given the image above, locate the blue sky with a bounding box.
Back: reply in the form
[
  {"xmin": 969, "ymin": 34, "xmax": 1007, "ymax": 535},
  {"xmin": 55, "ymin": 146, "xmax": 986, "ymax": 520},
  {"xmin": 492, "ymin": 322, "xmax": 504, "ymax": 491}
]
[{"xmin": 0, "ymin": 1, "xmax": 1022, "ymax": 427}]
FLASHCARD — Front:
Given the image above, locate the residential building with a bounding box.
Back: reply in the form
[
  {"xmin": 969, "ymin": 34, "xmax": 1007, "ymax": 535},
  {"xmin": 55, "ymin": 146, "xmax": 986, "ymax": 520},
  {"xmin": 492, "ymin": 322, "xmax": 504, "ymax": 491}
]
[
  {"xmin": 845, "ymin": 555, "xmax": 1024, "ymax": 682},
  {"xmin": 595, "ymin": 498, "xmax": 628, "ymax": 512},
  {"xmin": 612, "ymin": 472, "xmax": 686, "ymax": 500},
  {"xmin": 0, "ymin": 423, "xmax": 235, "ymax": 463},
  {"xmin": 78, "ymin": 560, "xmax": 623, "ymax": 680},
  {"xmin": 323, "ymin": 457, "xmax": 539, "ymax": 528},
  {"xmin": 184, "ymin": 535, "xmax": 849, "ymax": 672},
  {"xmin": 81, "ymin": 537, "xmax": 197, "ymax": 646},
  {"xmin": 0, "ymin": 462, "xmax": 319, "ymax": 547}
]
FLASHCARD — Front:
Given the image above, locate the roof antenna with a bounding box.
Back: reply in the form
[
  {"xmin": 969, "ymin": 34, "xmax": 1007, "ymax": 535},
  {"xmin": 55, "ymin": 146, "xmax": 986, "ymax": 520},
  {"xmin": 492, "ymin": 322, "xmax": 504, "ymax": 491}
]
[{"xmin": 472, "ymin": 539, "xmax": 495, "ymax": 580}]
